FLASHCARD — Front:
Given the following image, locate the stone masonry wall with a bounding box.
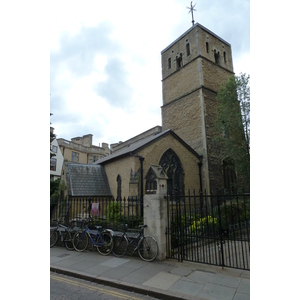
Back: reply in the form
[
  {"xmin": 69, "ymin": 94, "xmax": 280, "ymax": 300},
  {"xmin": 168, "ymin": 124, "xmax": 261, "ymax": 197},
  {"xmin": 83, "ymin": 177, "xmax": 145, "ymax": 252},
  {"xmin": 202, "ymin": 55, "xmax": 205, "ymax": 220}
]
[
  {"xmin": 103, "ymin": 134, "xmax": 202, "ymax": 199},
  {"xmin": 162, "ymin": 59, "xmax": 201, "ymax": 105},
  {"xmin": 202, "ymin": 88, "xmax": 225, "ymax": 193},
  {"xmin": 162, "ymin": 89, "xmax": 203, "ymax": 154},
  {"xmin": 161, "ymin": 24, "xmax": 235, "ymax": 193}
]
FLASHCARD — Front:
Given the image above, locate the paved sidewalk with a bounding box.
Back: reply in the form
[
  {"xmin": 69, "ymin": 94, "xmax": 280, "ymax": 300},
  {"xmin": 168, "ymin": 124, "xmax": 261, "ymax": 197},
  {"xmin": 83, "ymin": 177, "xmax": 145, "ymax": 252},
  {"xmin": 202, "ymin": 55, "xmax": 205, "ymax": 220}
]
[{"xmin": 50, "ymin": 246, "xmax": 250, "ymax": 300}]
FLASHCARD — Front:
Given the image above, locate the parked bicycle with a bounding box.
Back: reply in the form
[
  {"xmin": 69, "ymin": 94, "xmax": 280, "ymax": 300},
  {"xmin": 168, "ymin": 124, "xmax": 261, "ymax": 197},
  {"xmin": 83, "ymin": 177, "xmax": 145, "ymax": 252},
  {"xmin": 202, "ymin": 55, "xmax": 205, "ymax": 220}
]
[
  {"xmin": 112, "ymin": 224, "xmax": 158, "ymax": 261},
  {"xmin": 72, "ymin": 217, "xmax": 114, "ymax": 255},
  {"xmin": 50, "ymin": 219, "xmax": 77, "ymax": 250}
]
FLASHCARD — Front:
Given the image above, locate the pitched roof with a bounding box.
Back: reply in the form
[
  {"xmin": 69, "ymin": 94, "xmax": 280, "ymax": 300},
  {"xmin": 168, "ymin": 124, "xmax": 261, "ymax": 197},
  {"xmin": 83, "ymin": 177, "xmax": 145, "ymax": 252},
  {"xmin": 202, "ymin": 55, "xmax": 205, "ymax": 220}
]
[
  {"xmin": 94, "ymin": 129, "xmax": 201, "ymax": 165},
  {"xmin": 65, "ymin": 163, "xmax": 111, "ymax": 196}
]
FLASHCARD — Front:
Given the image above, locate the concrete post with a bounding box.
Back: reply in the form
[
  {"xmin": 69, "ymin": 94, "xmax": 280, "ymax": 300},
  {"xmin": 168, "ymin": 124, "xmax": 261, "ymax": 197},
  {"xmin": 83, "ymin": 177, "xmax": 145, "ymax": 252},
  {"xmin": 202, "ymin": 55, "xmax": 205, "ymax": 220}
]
[{"xmin": 143, "ymin": 178, "xmax": 168, "ymax": 261}]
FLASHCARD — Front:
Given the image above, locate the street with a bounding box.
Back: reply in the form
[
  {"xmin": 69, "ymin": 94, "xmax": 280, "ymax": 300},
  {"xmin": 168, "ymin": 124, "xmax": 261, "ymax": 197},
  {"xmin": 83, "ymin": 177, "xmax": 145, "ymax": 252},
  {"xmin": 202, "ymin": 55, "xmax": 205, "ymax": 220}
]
[{"xmin": 50, "ymin": 272, "xmax": 160, "ymax": 300}]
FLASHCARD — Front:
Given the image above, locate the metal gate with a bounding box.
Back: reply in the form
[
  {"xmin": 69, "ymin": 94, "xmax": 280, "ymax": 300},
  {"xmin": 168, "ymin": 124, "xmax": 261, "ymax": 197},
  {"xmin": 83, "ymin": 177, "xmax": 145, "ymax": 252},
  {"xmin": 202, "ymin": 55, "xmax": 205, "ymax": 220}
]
[{"xmin": 166, "ymin": 191, "xmax": 250, "ymax": 270}]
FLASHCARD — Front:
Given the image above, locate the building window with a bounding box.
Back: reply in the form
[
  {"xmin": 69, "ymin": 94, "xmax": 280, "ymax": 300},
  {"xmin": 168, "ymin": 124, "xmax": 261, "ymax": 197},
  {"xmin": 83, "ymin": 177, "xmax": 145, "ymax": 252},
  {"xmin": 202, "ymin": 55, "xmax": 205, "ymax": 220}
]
[
  {"xmin": 223, "ymin": 158, "xmax": 237, "ymax": 194},
  {"xmin": 206, "ymin": 42, "xmax": 209, "ymax": 53},
  {"xmin": 117, "ymin": 175, "xmax": 122, "ymax": 200},
  {"xmin": 159, "ymin": 148, "xmax": 184, "ymax": 196},
  {"xmin": 52, "ymin": 145, "xmax": 58, "ymax": 153},
  {"xmin": 168, "ymin": 58, "xmax": 171, "ymax": 69},
  {"xmin": 214, "ymin": 50, "xmax": 220, "ymax": 64},
  {"xmin": 176, "ymin": 54, "xmax": 183, "ymax": 70},
  {"xmin": 72, "ymin": 151, "xmax": 79, "ymax": 162},
  {"xmin": 186, "ymin": 43, "xmax": 190, "ymax": 56},
  {"xmin": 223, "ymin": 51, "xmax": 226, "ymax": 63},
  {"xmin": 50, "ymin": 158, "xmax": 57, "ymax": 171},
  {"xmin": 89, "ymin": 155, "xmax": 99, "ymax": 164},
  {"xmin": 145, "ymin": 169, "xmax": 157, "ymax": 194}
]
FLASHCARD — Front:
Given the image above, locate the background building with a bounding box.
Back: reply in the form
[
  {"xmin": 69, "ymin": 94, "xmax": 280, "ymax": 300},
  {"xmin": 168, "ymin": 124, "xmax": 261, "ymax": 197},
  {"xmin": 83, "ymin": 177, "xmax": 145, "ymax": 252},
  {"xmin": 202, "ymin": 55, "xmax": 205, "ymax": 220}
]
[{"xmin": 50, "ymin": 138, "xmax": 64, "ymax": 180}]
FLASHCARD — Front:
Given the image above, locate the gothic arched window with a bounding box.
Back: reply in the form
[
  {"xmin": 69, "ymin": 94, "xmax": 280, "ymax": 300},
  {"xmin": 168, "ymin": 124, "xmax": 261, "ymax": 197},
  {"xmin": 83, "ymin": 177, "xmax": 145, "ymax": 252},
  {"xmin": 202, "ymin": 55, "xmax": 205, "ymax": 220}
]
[
  {"xmin": 159, "ymin": 148, "xmax": 184, "ymax": 195},
  {"xmin": 223, "ymin": 158, "xmax": 237, "ymax": 194}
]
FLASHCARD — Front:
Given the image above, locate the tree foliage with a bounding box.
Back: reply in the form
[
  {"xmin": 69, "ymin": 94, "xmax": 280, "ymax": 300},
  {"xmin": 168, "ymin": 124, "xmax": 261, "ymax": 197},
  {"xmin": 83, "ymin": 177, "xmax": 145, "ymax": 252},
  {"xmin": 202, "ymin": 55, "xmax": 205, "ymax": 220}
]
[{"xmin": 214, "ymin": 73, "xmax": 250, "ymax": 191}]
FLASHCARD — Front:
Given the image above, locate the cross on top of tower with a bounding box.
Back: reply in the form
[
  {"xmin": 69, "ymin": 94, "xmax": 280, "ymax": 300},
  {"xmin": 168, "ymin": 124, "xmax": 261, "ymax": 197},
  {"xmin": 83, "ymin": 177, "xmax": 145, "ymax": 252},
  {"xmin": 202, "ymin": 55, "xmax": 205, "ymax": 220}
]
[{"xmin": 187, "ymin": 1, "xmax": 197, "ymax": 26}]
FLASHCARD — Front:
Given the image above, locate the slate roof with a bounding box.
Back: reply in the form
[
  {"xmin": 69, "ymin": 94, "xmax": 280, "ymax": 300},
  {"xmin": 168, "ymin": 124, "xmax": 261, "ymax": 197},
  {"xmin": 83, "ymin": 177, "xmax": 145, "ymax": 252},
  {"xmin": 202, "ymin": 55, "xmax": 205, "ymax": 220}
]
[{"xmin": 65, "ymin": 163, "xmax": 111, "ymax": 197}]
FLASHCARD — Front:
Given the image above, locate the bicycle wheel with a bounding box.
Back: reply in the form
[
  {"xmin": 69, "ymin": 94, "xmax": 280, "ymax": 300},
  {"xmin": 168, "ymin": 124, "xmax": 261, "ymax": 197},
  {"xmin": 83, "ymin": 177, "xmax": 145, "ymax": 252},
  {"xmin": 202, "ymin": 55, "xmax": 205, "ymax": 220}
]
[
  {"xmin": 50, "ymin": 229, "xmax": 58, "ymax": 248},
  {"xmin": 112, "ymin": 234, "xmax": 128, "ymax": 257},
  {"xmin": 97, "ymin": 232, "xmax": 113, "ymax": 256},
  {"xmin": 73, "ymin": 231, "xmax": 88, "ymax": 252},
  {"xmin": 64, "ymin": 231, "xmax": 75, "ymax": 250},
  {"xmin": 138, "ymin": 236, "xmax": 158, "ymax": 262}
]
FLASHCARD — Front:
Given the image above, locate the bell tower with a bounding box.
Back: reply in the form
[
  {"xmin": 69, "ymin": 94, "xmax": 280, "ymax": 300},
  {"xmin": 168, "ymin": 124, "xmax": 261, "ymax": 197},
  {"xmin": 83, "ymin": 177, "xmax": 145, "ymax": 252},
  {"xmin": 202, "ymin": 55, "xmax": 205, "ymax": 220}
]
[{"xmin": 161, "ymin": 23, "xmax": 234, "ymax": 193}]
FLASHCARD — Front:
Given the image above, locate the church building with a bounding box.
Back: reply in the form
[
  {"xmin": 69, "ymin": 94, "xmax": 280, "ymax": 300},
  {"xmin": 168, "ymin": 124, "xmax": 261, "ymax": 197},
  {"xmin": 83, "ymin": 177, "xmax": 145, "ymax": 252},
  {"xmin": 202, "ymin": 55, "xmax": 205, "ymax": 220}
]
[{"xmin": 64, "ymin": 22, "xmax": 237, "ymax": 200}]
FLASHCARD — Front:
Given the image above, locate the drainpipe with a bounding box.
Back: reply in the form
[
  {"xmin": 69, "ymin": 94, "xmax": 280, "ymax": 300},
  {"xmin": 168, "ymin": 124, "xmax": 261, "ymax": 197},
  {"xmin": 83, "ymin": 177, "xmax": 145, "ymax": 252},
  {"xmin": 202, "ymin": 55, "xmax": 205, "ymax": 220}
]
[
  {"xmin": 198, "ymin": 155, "xmax": 203, "ymax": 194},
  {"xmin": 139, "ymin": 156, "xmax": 144, "ymax": 217},
  {"xmin": 131, "ymin": 153, "xmax": 145, "ymax": 217}
]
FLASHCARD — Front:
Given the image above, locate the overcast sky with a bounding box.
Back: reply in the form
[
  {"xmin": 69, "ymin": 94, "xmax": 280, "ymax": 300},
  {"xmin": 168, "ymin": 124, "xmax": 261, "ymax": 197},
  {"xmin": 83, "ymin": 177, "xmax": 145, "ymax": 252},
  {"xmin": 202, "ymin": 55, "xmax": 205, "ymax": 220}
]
[{"xmin": 50, "ymin": 0, "xmax": 250, "ymax": 147}]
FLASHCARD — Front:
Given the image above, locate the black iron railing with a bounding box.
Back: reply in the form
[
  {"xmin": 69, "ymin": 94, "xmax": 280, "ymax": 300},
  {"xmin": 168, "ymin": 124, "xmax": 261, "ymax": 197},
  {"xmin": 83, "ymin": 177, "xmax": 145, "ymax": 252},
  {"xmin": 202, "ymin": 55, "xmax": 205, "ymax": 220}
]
[
  {"xmin": 166, "ymin": 190, "xmax": 250, "ymax": 270},
  {"xmin": 50, "ymin": 196, "xmax": 143, "ymax": 230}
]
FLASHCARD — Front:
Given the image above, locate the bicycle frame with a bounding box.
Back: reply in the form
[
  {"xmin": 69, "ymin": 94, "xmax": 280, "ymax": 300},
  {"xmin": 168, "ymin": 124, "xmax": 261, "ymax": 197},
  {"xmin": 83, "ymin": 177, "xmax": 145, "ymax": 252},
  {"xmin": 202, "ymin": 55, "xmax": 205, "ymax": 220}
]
[
  {"xmin": 112, "ymin": 224, "xmax": 158, "ymax": 261},
  {"xmin": 122, "ymin": 225, "xmax": 144, "ymax": 253},
  {"xmin": 79, "ymin": 224, "xmax": 113, "ymax": 247},
  {"xmin": 56, "ymin": 223, "xmax": 71, "ymax": 240},
  {"xmin": 50, "ymin": 219, "xmax": 75, "ymax": 250}
]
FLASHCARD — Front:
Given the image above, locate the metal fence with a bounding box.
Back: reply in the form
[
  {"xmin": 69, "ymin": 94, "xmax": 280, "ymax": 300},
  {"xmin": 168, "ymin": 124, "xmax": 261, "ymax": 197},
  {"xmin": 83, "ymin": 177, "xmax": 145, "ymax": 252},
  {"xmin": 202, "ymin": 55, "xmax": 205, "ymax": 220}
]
[
  {"xmin": 50, "ymin": 196, "xmax": 143, "ymax": 231},
  {"xmin": 50, "ymin": 191, "xmax": 250, "ymax": 270},
  {"xmin": 166, "ymin": 190, "xmax": 250, "ymax": 270}
]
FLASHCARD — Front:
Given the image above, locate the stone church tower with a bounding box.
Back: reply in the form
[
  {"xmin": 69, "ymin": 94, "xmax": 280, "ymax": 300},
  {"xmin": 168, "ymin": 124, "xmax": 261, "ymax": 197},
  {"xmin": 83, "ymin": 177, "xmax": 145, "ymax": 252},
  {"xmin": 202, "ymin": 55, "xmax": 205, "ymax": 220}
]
[{"xmin": 161, "ymin": 23, "xmax": 234, "ymax": 193}]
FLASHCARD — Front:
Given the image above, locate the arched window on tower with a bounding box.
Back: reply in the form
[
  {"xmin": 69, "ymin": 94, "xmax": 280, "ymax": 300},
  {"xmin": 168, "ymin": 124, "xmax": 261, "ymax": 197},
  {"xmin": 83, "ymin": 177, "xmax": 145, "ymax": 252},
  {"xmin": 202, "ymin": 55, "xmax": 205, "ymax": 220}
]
[
  {"xmin": 176, "ymin": 54, "xmax": 183, "ymax": 70},
  {"xmin": 186, "ymin": 43, "xmax": 190, "ymax": 56},
  {"xmin": 116, "ymin": 175, "xmax": 122, "ymax": 200},
  {"xmin": 214, "ymin": 50, "xmax": 220, "ymax": 64},
  {"xmin": 223, "ymin": 158, "xmax": 237, "ymax": 194}
]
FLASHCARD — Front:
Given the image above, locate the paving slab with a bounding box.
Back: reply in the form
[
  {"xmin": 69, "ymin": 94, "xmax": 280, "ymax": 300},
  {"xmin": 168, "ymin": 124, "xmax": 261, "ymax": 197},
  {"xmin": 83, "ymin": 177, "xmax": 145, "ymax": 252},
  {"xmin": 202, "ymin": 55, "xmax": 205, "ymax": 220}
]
[
  {"xmin": 169, "ymin": 279, "xmax": 205, "ymax": 296},
  {"xmin": 170, "ymin": 266, "xmax": 193, "ymax": 276},
  {"xmin": 50, "ymin": 246, "xmax": 250, "ymax": 300},
  {"xmin": 142, "ymin": 271, "xmax": 180, "ymax": 290},
  {"xmin": 209, "ymin": 274, "xmax": 241, "ymax": 288},
  {"xmin": 188, "ymin": 270, "xmax": 215, "ymax": 285},
  {"xmin": 198, "ymin": 283, "xmax": 236, "ymax": 300},
  {"xmin": 99, "ymin": 257, "xmax": 130, "ymax": 268},
  {"xmin": 237, "ymin": 278, "xmax": 250, "ymax": 294},
  {"xmin": 233, "ymin": 292, "xmax": 250, "ymax": 300}
]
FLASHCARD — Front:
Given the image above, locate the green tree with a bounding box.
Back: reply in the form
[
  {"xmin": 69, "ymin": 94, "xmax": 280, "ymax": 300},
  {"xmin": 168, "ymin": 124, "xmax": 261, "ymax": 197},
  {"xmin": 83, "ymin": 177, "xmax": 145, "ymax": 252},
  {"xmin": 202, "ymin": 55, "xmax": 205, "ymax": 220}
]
[{"xmin": 214, "ymin": 73, "xmax": 250, "ymax": 191}]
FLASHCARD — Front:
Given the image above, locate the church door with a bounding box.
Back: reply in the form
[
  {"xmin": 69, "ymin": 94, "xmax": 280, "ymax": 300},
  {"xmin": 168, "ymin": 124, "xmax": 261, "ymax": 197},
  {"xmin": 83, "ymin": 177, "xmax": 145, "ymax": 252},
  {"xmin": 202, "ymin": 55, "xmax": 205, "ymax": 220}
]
[{"xmin": 159, "ymin": 149, "xmax": 184, "ymax": 196}]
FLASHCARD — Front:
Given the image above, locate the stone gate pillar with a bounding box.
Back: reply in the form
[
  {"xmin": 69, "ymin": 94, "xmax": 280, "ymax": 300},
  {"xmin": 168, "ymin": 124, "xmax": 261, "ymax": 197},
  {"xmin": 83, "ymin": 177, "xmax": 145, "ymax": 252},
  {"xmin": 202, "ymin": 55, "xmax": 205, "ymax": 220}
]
[{"xmin": 143, "ymin": 165, "xmax": 168, "ymax": 261}]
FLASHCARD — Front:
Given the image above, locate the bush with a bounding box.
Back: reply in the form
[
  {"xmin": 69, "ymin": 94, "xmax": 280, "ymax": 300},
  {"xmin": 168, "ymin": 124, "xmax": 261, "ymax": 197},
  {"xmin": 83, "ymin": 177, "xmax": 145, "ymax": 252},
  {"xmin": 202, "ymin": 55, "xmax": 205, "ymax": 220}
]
[
  {"xmin": 212, "ymin": 197, "xmax": 250, "ymax": 230},
  {"xmin": 189, "ymin": 215, "xmax": 218, "ymax": 235},
  {"xmin": 106, "ymin": 201, "xmax": 122, "ymax": 223}
]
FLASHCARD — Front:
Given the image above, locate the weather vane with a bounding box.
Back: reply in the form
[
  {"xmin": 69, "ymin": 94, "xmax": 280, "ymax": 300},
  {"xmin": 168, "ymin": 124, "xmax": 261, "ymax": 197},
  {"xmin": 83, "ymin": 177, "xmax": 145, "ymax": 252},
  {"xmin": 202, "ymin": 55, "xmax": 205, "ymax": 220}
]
[{"xmin": 187, "ymin": 1, "xmax": 197, "ymax": 26}]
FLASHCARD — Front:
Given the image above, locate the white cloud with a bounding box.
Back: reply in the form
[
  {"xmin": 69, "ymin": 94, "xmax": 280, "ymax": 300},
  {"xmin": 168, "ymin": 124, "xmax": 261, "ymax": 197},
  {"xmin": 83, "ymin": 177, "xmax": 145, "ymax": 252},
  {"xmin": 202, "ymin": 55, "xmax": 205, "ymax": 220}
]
[{"xmin": 50, "ymin": 0, "xmax": 250, "ymax": 146}]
